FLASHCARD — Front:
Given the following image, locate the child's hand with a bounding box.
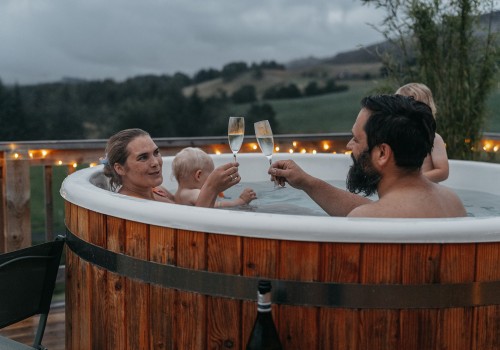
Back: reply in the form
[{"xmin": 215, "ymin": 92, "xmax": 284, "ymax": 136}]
[{"xmin": 239, "ymin": 188, "xmax": 257, "ymax": 204}]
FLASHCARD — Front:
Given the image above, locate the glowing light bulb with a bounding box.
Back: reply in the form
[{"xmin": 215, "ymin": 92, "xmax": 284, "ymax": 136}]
[
  {"xmin": 292, "ymin": 141, "xmax": 297, "ymax": 147},
  {"xmin": 72, "ymin": 163, "xmax": 78, "ymax": 168},
  {"xmin": 58, "ymin": 160, "xmax": 63, "ymax": 165},
  {"xmin": 215, "ymin": 149, "xmax": 221, "ymax": 155},
  {"xmin": 41, "ymin": 150, "xmax": 48, "ymax": 157},
  {"xmin": 275, "ymin": 146, "xmax": 280, "ymax": 152},
  {"xmin": 289, "ymin": 149, "xmax": 294, "ymax": 153},
  {"xmin": 300, "ymin": 149, "xmax": 306, "ymax": 154},
  {"xmin": 14, "ymin": 153, "xmax": 19, "ymax": 159},
  {"xmin": 312, "ymin": 150, "xmax": 317, "ymax": 154},
  {"xmin": 252, "ymin": 144, "xmax": 258, "ymax": 150},
  {"xmin": 323, "ymin": 143, "xmax": 330, "ymax": 150}
]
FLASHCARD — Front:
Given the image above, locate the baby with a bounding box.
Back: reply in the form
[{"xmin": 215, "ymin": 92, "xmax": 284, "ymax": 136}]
[
  {"xmin": 172, "ymin": 147, "xmax": 257, "ymax": 207},
  {"xmin": 396, "ymin": 83, "xmax": 449, "ymax": 182}
]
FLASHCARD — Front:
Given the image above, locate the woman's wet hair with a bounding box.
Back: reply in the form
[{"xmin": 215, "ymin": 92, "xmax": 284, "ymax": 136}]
[
  {"xmin": 102, "ymin": 128, "xmax": 150, "ymax": 190},
  {"xmin": 361, "ymin": 94, "xmax": 436, "ymax": 170}
]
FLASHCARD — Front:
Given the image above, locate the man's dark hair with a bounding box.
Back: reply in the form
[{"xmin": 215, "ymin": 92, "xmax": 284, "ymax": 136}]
[{"xmin": 361, "ymin": 94, "xmax": 436, "ymax": 170}]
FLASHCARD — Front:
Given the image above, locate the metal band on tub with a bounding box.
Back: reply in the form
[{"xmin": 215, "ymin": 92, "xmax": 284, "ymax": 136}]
[{"xmin": 65, "ymin": 228, "xmax": 500, "ymax": 309}]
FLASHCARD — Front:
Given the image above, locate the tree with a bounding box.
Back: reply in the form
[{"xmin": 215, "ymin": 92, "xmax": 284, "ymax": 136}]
[
  {"xmin": 193, "ymin": 68, "xmax": 221, "ymax": 83},
  {"xmin": 221, "ymin": 62, "xmax": 248, "ymax": 82},
  {"xmin": 304, "ymin": 81, "xmax": 321, "ymax": 96},
  {"xmin": 262, "ymin": 83, "xmax": 302, "ymax": 100},
  {"xmin": 172, "ymin": 72, "xmax": 192, "ymax": 88},
  {"xmin": 0, "ymin": 81, "xmax": 24, "ymax": 140},
  {"xmin": 323, "ymin": 79, "xmax": 349, "ymax": 93},
  {"xmin": 231, "ymin": 85, "xmax": 257, "ymax": 104},
  {"xmin": 363, "ymin": 0, "xmax": 499, "ymax": 159},
  {"xmin": 46, "ymin": 85, "xmax": 85, "ymax": 139},
  {"xmin": 244, "ymin": 103, "xmax": 278, "ymax": 133}
]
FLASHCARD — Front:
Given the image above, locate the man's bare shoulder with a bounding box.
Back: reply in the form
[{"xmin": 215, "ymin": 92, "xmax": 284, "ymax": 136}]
[
  {"xmin": 347, "ymin": 202, "xmax": 389, "ymax": 218},
  {"xmin": 347, "ymin": 184, "xmax": 466, "ymax": 218},
  {"xmin": 435, "ymin": 185, "xmax": 467, "ymax": 216}
]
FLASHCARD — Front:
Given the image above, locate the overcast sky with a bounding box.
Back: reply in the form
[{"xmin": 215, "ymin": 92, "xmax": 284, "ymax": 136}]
[{"xmin": 0, "ymin": 0, "xmax": 386, "ymax": 85}]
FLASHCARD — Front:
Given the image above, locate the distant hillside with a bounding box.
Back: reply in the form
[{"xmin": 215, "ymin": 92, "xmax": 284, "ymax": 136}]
[
  {"xmin": 182, "ymin": 62, "xmax": 382, "ymax": 99},
  {"xmin": 184, "ymin": 10, "xmax": 500, "ymax": 100},
  {"xmin": 286, "ymin": 41, "xmax": 388, "ymax": 68},
  {"xmin": 289, "ymin": 10, "xmax": 500, "ymax": 68}
]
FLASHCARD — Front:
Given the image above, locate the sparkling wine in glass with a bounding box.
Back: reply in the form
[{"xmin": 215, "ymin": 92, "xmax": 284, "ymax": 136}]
[
  {"xmin": 228, "ymin": 116, "xmax": 245, "ymax": 162},
  {"xmin": 254, "ymin": 120, "xmax": 274, "ymax": 166},
  {"xmin": 255, "ymin": 120, "xmax": 281, "ymax": 189}
]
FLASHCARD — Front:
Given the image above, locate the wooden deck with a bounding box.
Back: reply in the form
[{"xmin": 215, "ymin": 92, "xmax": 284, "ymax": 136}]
[{"xmin": 0, "ymin": 302, "xmax": 65, "ymax": 350}]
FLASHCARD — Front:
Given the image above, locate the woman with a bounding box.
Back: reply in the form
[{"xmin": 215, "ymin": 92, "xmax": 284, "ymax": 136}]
[{"xmin": 102, "ymin": 128, "xmax": 240, "ymax": 207}]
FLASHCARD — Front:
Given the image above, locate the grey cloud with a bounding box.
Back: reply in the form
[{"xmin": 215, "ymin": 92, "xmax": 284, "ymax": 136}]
[{"xmin": 0, "ymin": 0, "xmax": 385, "ymax": 84}]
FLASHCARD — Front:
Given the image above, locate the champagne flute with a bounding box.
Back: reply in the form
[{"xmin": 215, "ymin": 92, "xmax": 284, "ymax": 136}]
[
  {"xmin": 228, "ymin": 116, "xmax": 245, "ymax": 162},
  {"xmin": 254, "ymin": 120, "xmax": 274, "ymax": 166},
  {"xmin": 254, "ymin": 120, "xmax": 281, "ymax": 189}
]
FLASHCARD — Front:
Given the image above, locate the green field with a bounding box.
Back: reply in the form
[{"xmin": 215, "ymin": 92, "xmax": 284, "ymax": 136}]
[
  {"xmin": 30, "ymin": 80, "xmax": 500, "ymax": 240},
  {"xmin": 230, "ymin": 80, "xmax": 500, "ymax": 134}
]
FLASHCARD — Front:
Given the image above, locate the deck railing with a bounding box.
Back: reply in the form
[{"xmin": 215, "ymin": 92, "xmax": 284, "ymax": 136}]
[{"xmin": 1, "ymin": 132, "xmax": 500, "ymax": 253}]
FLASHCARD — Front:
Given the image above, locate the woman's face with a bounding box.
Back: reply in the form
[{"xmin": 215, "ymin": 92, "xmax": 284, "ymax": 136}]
[{"xmin": 115, "ymin": 135, "xmax": 163, "ymax": 190}]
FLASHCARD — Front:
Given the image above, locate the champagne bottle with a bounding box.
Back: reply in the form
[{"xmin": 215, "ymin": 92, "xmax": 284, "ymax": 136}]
[{"xmin": 246, "ymin": 280, "xmax": 283, "ymax": 350}]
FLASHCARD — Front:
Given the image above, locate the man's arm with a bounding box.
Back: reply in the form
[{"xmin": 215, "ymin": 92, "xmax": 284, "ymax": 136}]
[
  {"xmin": 270, "ymin": 160, "xmax": 371, "ymax": 216},
  {"xmin": 301, "ymin": 177, "xmax": 371, "ymax": 216}
]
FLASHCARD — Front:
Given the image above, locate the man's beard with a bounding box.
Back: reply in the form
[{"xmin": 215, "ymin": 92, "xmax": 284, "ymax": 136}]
[{"xmin": 346, "ymin": 149, "xmax": 381, "ymax": 197}]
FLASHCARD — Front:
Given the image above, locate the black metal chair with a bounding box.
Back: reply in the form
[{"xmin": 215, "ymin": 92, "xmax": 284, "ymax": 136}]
[{"xmin": 0, "ymin": 236, "xmax": 65, "ymax": 350}]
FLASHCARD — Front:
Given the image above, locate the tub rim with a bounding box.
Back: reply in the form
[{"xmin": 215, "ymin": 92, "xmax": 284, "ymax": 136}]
[{"xmin": 60, "ymin": 153, "xmax": 500, "ymax": 244}]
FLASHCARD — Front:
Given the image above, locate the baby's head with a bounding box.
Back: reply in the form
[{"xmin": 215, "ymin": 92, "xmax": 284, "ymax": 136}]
[
  {"xmin": 172, "ymin": 147, "xmax": 214, "ymax": 184},
  {"xmin": 396, "ymin": 83, "xmax": 437, "ymax": 118}
]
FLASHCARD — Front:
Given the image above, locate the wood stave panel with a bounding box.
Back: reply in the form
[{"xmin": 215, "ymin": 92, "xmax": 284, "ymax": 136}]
[
  {"xmin": 359, "ymin": 244, "xmax": 402, "ymax": 350},
  {"xmin": 149, "ymin": 225, "xmax": 176, "ymax": 350},
  {"xmin": 400, "ymin": 244, "xmax": 441, "ymax": 350},
  {"xmin": 438, "ymin": 244, "xmax": 476, "ymax": 350},
  {"xmin": 242, "ymin": 237, "xmax": 280, "ymax": 347},
  {"xmin": 175, "ymin": 230, "xmax": 207, "ymax": 349},
  {"xmin": 106, "ymin": 216, "xmax": 127, "ymax": 349},
  {"xmin": 64, "ymin": 201, "xmax": 74, "ymax": 350},
  {"xmin": 207, "ymin": 234, "xmax": 243, "ymax": 349},
  {"xmin": 65, "ymin": 205, "xmax": 499, "ymax": 350},
  {"xmin": 319, "ymin": 243, "xmax": 361, "ymax": 350},
  {"xmin": 88, "ymin": 211, "xmax": 107, "ymax": 349},
  {"xmin": 473, "ymin": 243, "xmax": 500, "ymax": 349}
]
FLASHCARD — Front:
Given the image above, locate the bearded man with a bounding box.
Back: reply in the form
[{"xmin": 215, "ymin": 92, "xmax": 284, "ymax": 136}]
[{"xmin": 269, "ymin": 94, "xmax": 466, "ymax": 218}]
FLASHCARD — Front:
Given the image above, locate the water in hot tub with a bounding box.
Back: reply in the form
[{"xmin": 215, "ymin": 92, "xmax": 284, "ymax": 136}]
[{"xmin": 220, "ymin": 180, "xmax": 500, "ymax": 217}]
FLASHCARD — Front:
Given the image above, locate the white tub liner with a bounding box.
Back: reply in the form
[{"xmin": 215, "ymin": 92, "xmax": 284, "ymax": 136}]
[{"xmin": 61, "ymin": 153, "xmax": 500, "ymax": 243}]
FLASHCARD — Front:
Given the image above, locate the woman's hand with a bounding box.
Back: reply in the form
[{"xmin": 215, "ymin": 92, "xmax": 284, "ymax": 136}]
[{"xmin": 196, "ymin": 162, "xmax": 241, "ymax": 207}]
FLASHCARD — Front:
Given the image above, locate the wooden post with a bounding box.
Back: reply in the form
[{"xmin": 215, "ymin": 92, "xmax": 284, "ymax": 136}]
[
  {"xmin": 44, "ymin": 165, "xmax": 54, "ymax": 241},
  {"xmin": 2, "ymin": 150, "xmax": 31, "ymax": 252},
  {"xmin": 0, "ymin": 162, "xmax": 4, "ymax": 252}
]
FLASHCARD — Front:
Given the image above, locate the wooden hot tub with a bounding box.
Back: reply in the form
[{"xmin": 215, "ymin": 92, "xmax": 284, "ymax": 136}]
[{"xmin": 61, "ymin": 154, "xmax": 500, "ymax": 349}]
